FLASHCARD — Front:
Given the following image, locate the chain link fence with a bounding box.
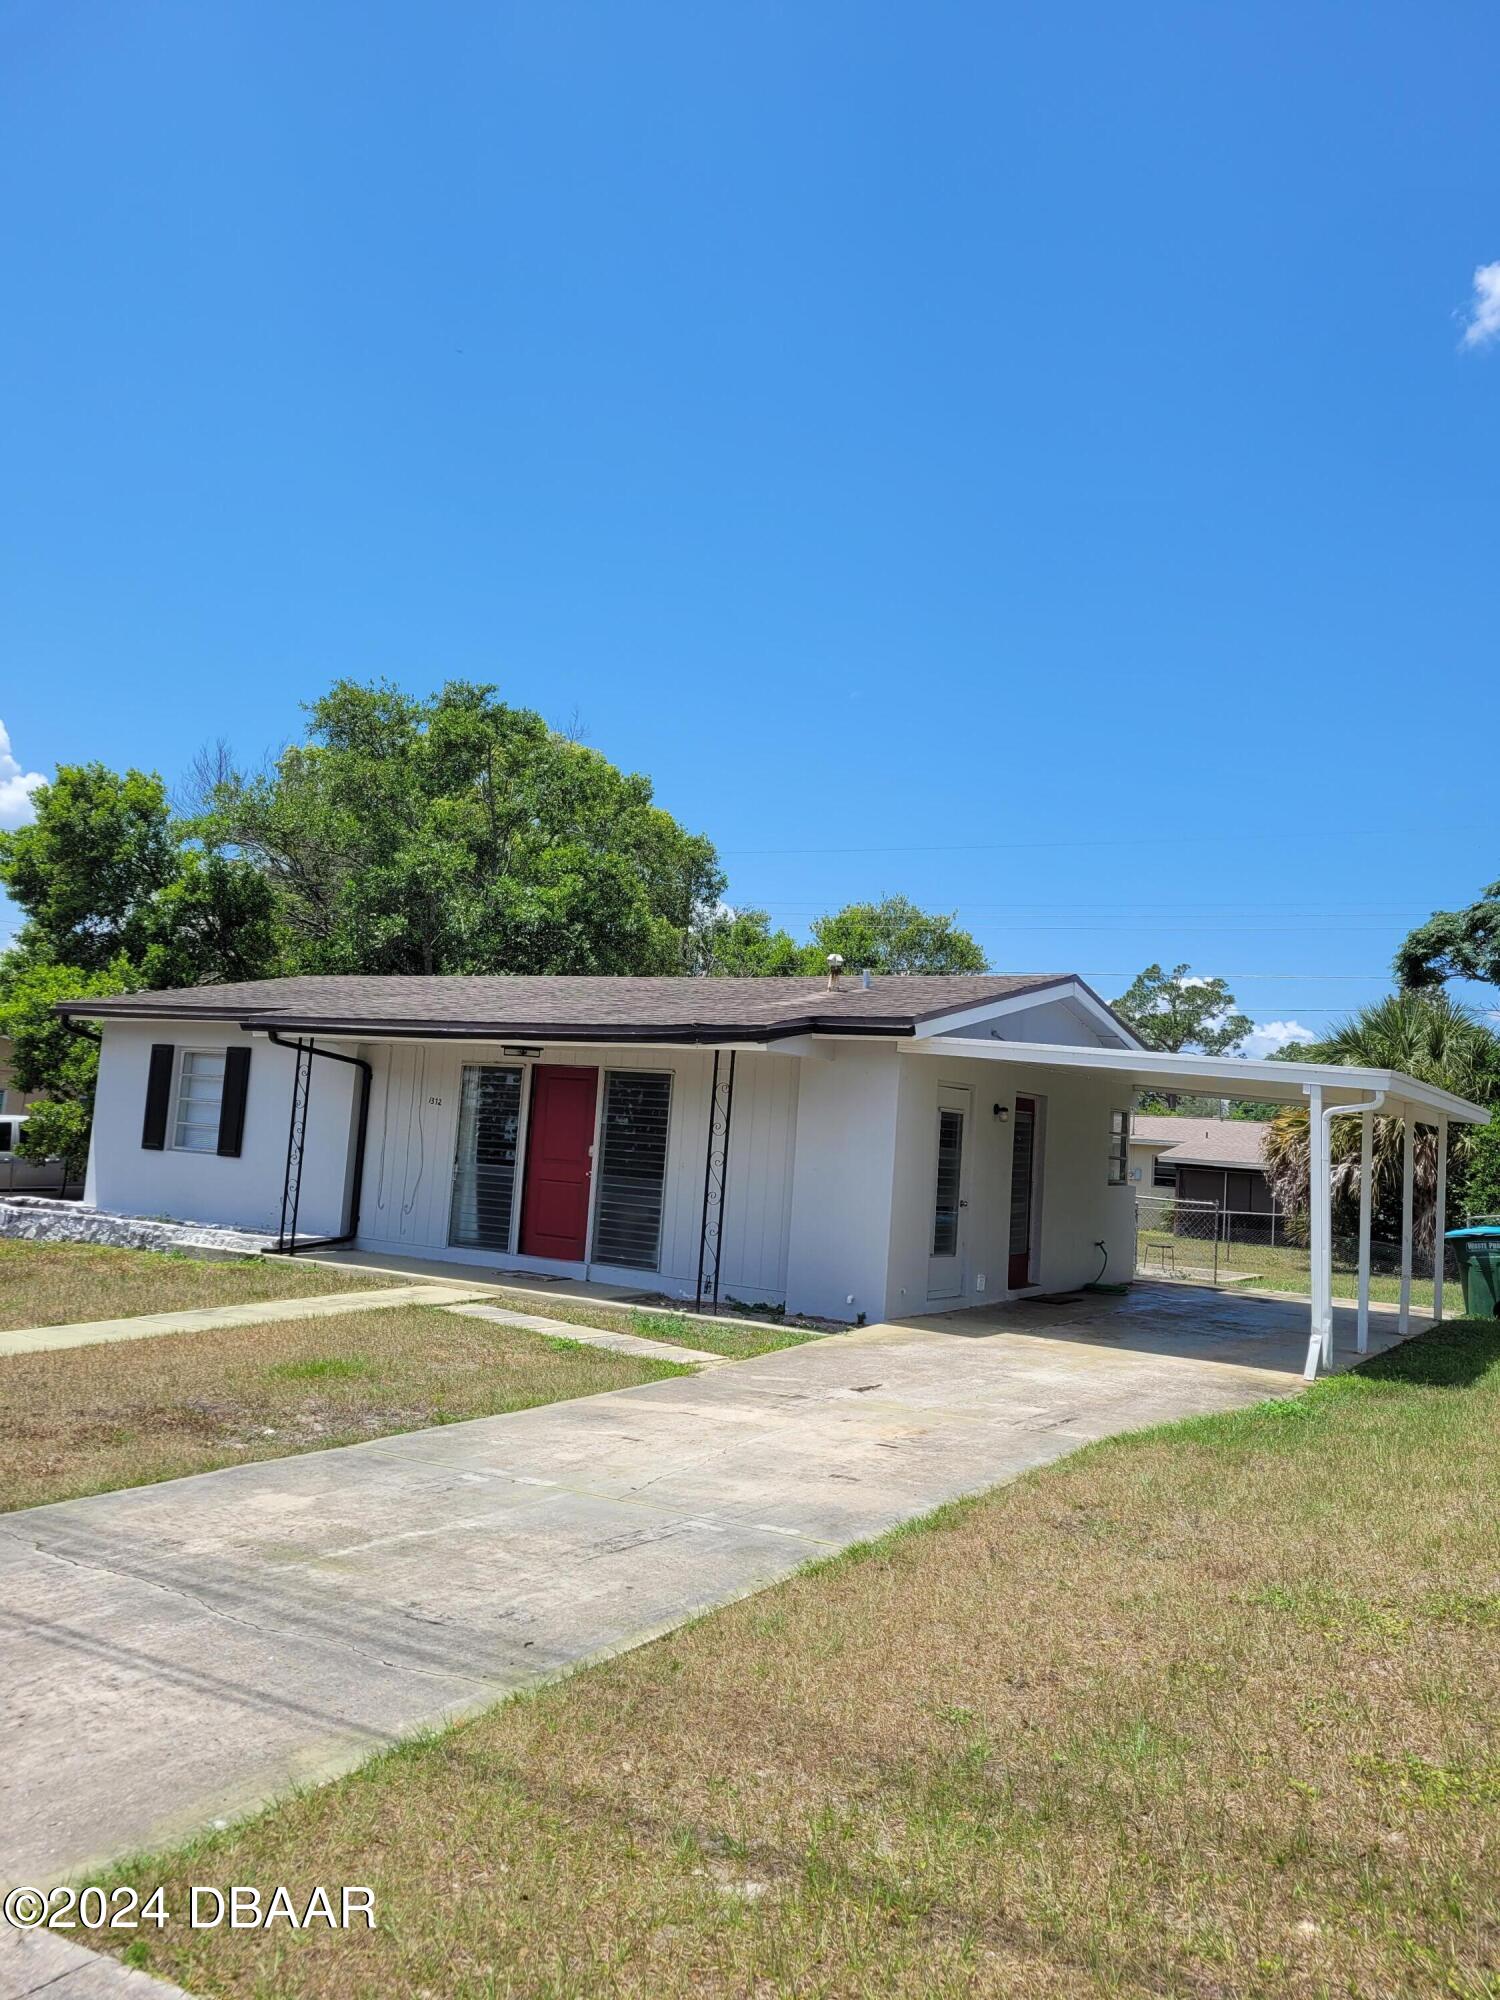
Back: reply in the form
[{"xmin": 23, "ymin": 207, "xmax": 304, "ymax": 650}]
[{"xmin": 1135, "ymin": 1193, "xmax": 1456, "ymax": 1309}]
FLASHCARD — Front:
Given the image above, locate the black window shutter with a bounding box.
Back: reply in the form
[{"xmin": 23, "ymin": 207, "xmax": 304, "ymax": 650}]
[
  {"xmin": 217, "ymin": 1047, "xmax": 252, "ymax": 1157},
  {"xmin": 142, "ymin": 1044, "xmax": 175, "ymax": 1150}
]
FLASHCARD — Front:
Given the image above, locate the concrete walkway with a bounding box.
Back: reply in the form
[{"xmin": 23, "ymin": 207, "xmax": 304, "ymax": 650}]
[
  {"xmin": 445, "ymin": 1300, "xmax": 726, "ymax": 1366},
  {"xmin": 0, "ymin": 1284, "xmax": 492, "ymax": 1358},
  {"xmin": 2, "ymin": 1920, "xmax": 197, "ymax": 1998},
  {"xmin": 0, "ymin": 1283, "xmax": 1419, "ymax": 1892}
]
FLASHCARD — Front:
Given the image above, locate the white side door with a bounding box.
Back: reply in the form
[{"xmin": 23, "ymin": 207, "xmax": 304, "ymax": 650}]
[{"xmin": 927, "ymin": 1086, "xmax": 970, "ymax": 1301}]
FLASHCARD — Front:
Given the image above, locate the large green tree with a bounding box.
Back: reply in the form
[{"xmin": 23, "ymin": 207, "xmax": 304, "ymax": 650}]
[
  {"xmin": 1111, "ymin": 963, "xmax": 1252, "ymax": 1055},
  {"xmin": 694, "ymin": 895, "xmax": 987, "ymax": 976},
  {"xmin": 1395, "ymin": 880, "xmax": 1500, "ymax": 993},
  {"xmin": 0, "ymin": 765, "xmax": 277, "ymax": 1171},
  {"xmin": 807, "ymin": 896, "xmax": 987, "ymax": 975},
  {"xmin": 199, "ymin": 680, "xmax": 724, "ymax": 976}
]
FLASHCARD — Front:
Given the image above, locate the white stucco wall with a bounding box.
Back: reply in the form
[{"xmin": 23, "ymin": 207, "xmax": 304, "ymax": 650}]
[
  {"xmin": 88, "ymin": 1022, "xmax": 359, "ymax": 1239},
  {"xmin": 781, "ymin": 1044, "xmax": 901, "ymax": 1323},
  {"xmin": 881, "ymin": 1052, "xmax": 1137, "ymax": 1315}
]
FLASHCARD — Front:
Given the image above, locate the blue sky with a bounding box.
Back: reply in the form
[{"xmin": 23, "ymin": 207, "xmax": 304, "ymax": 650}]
[{"xmin": 2, "ymin": 0, "xmax": 1497, "ymax": 1048}]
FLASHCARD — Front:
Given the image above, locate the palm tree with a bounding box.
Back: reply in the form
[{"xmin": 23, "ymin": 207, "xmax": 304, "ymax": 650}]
[{"xmin": 1262, "ymin": 992, "xmax": 1500, "ymax": 1252}]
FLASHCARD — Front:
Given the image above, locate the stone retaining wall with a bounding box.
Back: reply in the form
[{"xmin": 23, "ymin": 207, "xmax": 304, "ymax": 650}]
[{"xmin": 0, "ymin": 1197, "xmax": 275, "ymax": 1260}]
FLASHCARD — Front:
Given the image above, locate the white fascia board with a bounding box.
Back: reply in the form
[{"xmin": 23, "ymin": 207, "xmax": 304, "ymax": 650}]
[
  {"xmin": 241, "ymin": 1028, "xmax": 779, "ymax": 1056},
  {"xmin": 911, "ymin": 980, "xmax": 1144, "ymax": 1050},
  {"xmin": 902, "ymin": 1036, "xmax": 1491, "ymax": 1126}
]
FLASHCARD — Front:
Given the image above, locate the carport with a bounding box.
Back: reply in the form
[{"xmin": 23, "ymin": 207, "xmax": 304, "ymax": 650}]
[{"xmin": 902, "ymin": 1038, "xmax": 1490, "ymax": 1379}]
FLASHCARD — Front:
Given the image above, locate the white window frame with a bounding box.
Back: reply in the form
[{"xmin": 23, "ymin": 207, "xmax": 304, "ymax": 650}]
[
  {"xmin": 172, "ymin": 1047, "xmax": 227, "ymax": 1154},
  {"xmin": 1107, "ymin": 1109, "xmax": 1129, "ymax": 1186}
]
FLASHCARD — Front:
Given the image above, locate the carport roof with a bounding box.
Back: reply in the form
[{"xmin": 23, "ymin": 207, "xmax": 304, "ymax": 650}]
[{"xmin": 905, "ymin": 1036, "xmax": 1491, "ymax": 1126}]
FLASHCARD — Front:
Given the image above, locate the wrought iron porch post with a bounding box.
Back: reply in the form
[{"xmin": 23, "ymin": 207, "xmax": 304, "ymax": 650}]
[{"xmin": 695, "ymin": 1050, "xmax": 737, "ymax": 1311}]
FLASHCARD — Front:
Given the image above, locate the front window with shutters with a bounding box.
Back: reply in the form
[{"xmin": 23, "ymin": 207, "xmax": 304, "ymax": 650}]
[
  {"xmin": 592, "ymin": 1071, "xmax": 673, "ymax": 1270},
  {"xmin": 173, "ymin": 1049, "xmax": 226, "ymax": 1152}
]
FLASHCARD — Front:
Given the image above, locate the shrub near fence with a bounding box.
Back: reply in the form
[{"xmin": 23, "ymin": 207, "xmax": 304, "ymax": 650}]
[{"xmin": 1134, "ymin": 1194, "xmax": 1454, "ymax": 1309}]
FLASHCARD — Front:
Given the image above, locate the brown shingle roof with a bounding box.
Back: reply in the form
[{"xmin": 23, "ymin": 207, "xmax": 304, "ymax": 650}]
[
  {"xmin": 1131, "ymin": 1116, "xmax": 1270, "ymax": 1169},
  {"xmin": 60, "ymin": 972, "xmax": 1093, "ymax": 1044}
]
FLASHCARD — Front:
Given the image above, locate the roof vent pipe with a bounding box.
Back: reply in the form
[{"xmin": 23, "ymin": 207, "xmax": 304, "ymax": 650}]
[
  {"xmin": 826, "ymin": 952, "xmax": 845, "ymax": 991},
  {"xmin": 860, "ymin": 968, "xmax": 873, "ymax": 990}
]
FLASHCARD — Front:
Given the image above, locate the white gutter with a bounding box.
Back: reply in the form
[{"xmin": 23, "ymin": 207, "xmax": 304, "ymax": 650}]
[{"xmin": 899, "ymin": 1036, "xmax": 1489, "ymax": 1127}]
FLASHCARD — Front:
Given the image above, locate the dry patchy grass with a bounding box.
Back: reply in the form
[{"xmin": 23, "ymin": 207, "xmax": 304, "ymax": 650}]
[
  {"xmin": 0, "ymin": 1238, "xmax": 378, "ymax": 1332},
  {"xmin": 98, "ymin": 1321, "xmax": 1500, "ymax": 1999},
  {"xmin": 480, "ymin": 1291, "xmax": 815, "ymax": 1359},
  {"xmin": 0, "ymin": 1305, "xmax": 690, "ymax": 1511}
]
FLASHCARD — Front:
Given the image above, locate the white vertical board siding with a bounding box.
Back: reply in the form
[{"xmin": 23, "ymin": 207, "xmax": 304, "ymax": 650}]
[
  {"xmin": 354, "ymin": 1041, "xmax": 799, "ymax": 1301},
  {"xmin": 362, "ymin": 1041, "xmax": 466, "ymax": 1251},
  {"xmin": 715, "ymin": 1052, "xmax": 800, "ymax": 1305}
]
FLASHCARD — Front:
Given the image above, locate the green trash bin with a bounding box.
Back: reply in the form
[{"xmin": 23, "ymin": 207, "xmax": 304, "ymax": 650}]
[{"xmin": 1445, "ymin": 1224, "xmax": 1500, "ymax": 1318}]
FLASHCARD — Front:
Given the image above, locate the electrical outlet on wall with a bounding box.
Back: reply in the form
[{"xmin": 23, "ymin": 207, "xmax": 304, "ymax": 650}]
[{"xmin": 975, "ymin": 1272, "xmax": 985, "ymax": 1291}]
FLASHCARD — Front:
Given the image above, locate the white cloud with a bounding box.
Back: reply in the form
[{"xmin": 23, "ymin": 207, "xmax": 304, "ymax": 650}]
[
  {"xmin": 1460, "ymin": 262, "xmax": 1500, "ymax": 349},
  {"xmin": 1238, "ymin": 1019, "xmax": 1316, "ymax": 1060},
  {"xmin": 0, "ymin": 720, "xmax": 45, "ymax": 829}
]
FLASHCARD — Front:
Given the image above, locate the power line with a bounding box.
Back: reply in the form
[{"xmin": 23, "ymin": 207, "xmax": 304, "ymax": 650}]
[{"xmin": 721, "ymin": 823, "xmax": 1492, "ymax": 859}]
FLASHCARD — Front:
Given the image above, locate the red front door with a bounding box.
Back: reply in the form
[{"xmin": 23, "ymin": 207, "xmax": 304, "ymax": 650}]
[
  {"xmin": 519, "ymin": 1065, "xmax": 598, "ymax": 1261},
  {"xmin": 1008, "ymin": 1095, "xmax": 1038, "ymax": 1289}
]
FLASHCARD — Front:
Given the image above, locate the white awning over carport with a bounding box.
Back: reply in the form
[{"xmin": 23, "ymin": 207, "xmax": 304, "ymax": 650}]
[{"xmin": 902, "ymin": 1037, "xmax": 1491, "ymax": 1380}]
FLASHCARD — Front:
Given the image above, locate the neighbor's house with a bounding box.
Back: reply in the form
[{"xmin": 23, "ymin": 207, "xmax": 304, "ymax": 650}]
[
  {"xmin": 0, "ymin": 1036, "xmax": 40, "ymax": 1119},
  {"xmin": 53, "ymin": 972, "xmax": 1487, "ymax": 1363},
  {"xmin": 0, "ymin": 1036, "xmax": 56, "ymax": 1191},
  {"xmin": 1129, "ymin": 1115, "xmax": 1275, "ymax": 1217}
]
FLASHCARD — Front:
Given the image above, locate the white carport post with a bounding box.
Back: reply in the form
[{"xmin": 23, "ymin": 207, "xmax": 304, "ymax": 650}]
[
  {"xmin": 1432, "ymin": 1114, "xmax": 1448, "ymax": 1323},
  {"xmin": 1303, "ymin": 1082, "xmax": 1330, "ymax": 1381},
  {"xmin": 1398, "ymin": 1112, "xmax": 1416, "ymax": 1336},
  {"xmin": 1356, "ymin": 1109, "xmax": 1374, "ymax": 1354}
]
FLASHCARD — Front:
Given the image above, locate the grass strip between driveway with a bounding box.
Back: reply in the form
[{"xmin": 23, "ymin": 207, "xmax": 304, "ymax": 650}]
[
  {"xmin": 464, "ymin": 1291, "xmax": 817, "ymax": 1360},
  {"xmin": 0, "ymin": 1303, "xmax": 692, "ymax": 1512},
  {"xmin": 0, "ymin": 1238, "xmax": 379, "ymax": 1333},
  {"xmin": 89, "ymin": 1318, "xmax": 1500, "ymax": 2000}
]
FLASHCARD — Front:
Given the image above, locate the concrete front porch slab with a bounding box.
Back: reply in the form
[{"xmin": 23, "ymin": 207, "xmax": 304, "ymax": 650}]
[{"xmin": 0, "ymin": 1283, "xmax": 1420, "ymax": 1892}]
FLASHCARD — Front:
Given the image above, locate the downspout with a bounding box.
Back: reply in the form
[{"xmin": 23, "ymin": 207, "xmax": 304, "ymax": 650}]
[{"xmin": 265, "ymin": 1028, "xmax": 373, "ymax": 1255}]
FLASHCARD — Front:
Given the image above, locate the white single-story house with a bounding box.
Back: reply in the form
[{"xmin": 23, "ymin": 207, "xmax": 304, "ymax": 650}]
[{"xmin": 59, "ymin": 968, "xmax": 1489, "ymax": 1376}]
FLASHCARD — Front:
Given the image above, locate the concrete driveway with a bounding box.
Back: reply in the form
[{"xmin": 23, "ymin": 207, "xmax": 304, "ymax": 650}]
[{"xmin": 0, "ymin": 1282, "xmax": 1417, "ymax": 1889}]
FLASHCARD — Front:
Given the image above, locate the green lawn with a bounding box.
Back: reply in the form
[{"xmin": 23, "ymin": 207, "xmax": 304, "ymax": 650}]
[
  {"xmin": 478, "ymin": 1290, "xmax": 818, "ymax": 1360},
  {"xmin": 1, "ymin": 1303, "xmax": 691, "ymax": 1511},
  {"xmin": 1137, "ymin": 1225, "xmax": 1447, "ymax": 1308},
  {"xmin": 95, "ymin": 1319, "xmax": 1500, "ymax": 2000},
  {"xmin": 0, "ymin": 1237, "xmax": 378, "ymax": 1332}
]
